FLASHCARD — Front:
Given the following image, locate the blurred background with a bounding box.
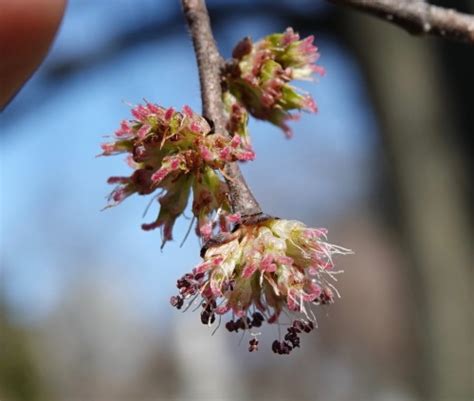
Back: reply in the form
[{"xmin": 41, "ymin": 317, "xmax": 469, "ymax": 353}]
[{"xmin": 0, "ymin": 1, "xmax": 472, "ymax": 400}]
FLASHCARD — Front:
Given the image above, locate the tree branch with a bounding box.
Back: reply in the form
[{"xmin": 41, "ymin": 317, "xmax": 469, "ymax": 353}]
[
  {"xmin": 180, "ymin": 0, "xmax": 263, "ymax": 219},
  {"xmin": 328, "ymin": 0, "xmax": 474, "ymax": 44}
]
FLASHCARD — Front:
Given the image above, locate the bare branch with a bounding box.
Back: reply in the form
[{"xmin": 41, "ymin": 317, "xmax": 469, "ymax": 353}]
[
  {"xmin": 329, "ymin": 0, "xmax": 474, "ymax": 44},
  {"xmin": 180, "ymin": 0, "xmax": 263, "ymax": 219}
]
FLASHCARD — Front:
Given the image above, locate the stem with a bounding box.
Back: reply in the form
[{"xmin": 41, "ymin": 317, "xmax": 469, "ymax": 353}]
[
  {"xmin": 181, "ymin": 0, "xmax": 262, "ymax": 218},
  {"xmin": 329, "ymin": 0, "xmax": 474, "ymax": 44}
]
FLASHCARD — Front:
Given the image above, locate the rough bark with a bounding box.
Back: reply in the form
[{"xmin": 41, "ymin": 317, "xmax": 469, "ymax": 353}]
[
  {"xmin": 181, "ymin": 0, "xmax": 263, "ymax": 219},
  {"xmin": 329, "ymin": 0, "xmax": 474, "ymax": 44}
]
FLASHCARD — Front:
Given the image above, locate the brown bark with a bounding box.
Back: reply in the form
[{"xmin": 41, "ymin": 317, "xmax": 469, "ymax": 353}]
[
  {"xmin": 329, "ymin": 0, "xmax": 474, "ymax": 44},
  {"xmin": 180, "ymin": 0, "xmax": 263, "ymax": 219}
]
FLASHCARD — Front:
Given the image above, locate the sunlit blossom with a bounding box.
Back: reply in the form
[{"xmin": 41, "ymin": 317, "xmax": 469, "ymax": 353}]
[
  {"xmin": 223, "ymin": 27, "xmax": 324, "ymax": 137},
  {"xmin": 170, "ymin": 218, "xmax": 352, "ymax": 354},
  {"xmin": 101, "ymin": 102, "xmax": 254, "ymax": 245}
]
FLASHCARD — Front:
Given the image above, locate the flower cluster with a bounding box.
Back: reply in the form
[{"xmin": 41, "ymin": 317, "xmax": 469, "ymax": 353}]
[
  {"xmin": 101, "ymin": 102, "xmax": 254, "ymax": 245},
  {"xmin": 170, "ymin": 218, "xmax": 352, "ymax": 354},
  {"xmin": 101, "ymin": 28, "xmax": 352, "ymax": 356},
  {"xmin": 223, "ymin": 27, "xmax": 325, "ymax": 137}
]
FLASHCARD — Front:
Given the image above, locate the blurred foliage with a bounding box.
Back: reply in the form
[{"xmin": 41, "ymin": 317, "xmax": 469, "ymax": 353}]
[{"xmin": 0, "ymin": 308, "xmax": 45, "ymax": 401}]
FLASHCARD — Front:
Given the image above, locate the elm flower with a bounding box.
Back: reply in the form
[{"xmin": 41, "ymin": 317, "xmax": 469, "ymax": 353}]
[
  {"xmin": 170, "ymin": 218, "xmax": 352, "ymax": 354},
  {"xmin": 222, "ymin": 91, "xmax": 251, "ymax": 150},
  {"xmin": 101, "ymin": 102, "xmax": 255, "ymax": 245},
  {"xmin": 223, "ymin": 27, "xmax": 325, "ymax": 137}
]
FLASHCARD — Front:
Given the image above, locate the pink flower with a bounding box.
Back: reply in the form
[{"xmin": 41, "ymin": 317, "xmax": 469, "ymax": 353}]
[
  {"xmin": 223, "ymin": 27, "xmax": 324, "ymax": 137},
  {"xmin": 170, "ymin": 218, "xmax": 352, "ymax": 354},
  {"xmin": 101, "ymin": 102, "xmax": 255, "ymax": 246},
  {"xmin": 115, "ymin": 120, "xmax": 133, "ymax": 137}
]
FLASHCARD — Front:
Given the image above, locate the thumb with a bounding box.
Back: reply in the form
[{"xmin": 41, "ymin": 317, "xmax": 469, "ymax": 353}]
[{"xmin": 0, "ymin": 0, "xmax": 66, "ymax": 110}]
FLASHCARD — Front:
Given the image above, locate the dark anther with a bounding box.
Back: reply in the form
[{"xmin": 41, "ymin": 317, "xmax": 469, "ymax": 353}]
[
  {"xmin": 170, "ymin": 295, "xmax": 183, "ymax": 310},
  {"xmin": 272, "ymin": 340, "xmax": 280, "ymax": 354},
  {"xmin": 287, "ymin": 327, "xmax": 299, "ymax": 335},
  {"xmin": 200, "ymin": 311, "xmax": 209, "ymax": 325},
  {"xmin": 271, "ymin": 340, "xmax": 293, "ymax": 355},
  {"xmin": 202, "ymin": 299, "xmax": 216, "ymax": 312},
  {"xmin": 176, "ymin": 277, "xmax": 191, "ymax": 289},
  {"xmin": 236, "ymin": 318, "xmax": 246, "ymax": 330},
  {"xmin": 252, "ymin": 312, "xmax": 264, "ymax": 322},
  {"xmin": 321, "ymin": 288, "xmax": 334, "ymax": 304},
  {"xmin": 285, "ymin": 329, "xmax": 301, "ymax": 348},
  {"xmin": 225, "ymin": 320, "xmax": 236, "ymax": 332},
  {"xmin": 251, "ymin": 312, "xmax": 264, "ymax": 328},
  {"xmin": 200, "ymin": 310, "xmax": 216, "ymax": 325},
  {"xmin": 292, "ymin": 319, "xmax": 305, "ymax": 332},
  {"xmin": 281, "ymin": 341, "xmax": 293, "ymax": 354},
  {"xmin": 194, "ymin": 272, "xmax": 204, "ymax": 281},
  {"xmin": 289, "ymin": 336, "xmax": 300, "ymax": 348},
  {"xmin": 248, "ymin": 338, "xmax": 259, "ymax": 352},
  {"xmin": 302, "ymin": 321, "xmax": 313, "ymax": 333}
]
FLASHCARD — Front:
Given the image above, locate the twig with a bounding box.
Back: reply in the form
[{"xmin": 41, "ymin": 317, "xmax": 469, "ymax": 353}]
[
  {"xmin": 180, "ymin": 0, "xmax": 263, "ymax": 219},
  {"xmin": 328, "ymin": 0, "xmax": 474, "ymax": 44}
]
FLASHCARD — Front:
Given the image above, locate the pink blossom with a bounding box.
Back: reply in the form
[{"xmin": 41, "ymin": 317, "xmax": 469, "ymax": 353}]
[
  {"xmin": 101, "ymin": 143, "xmax": 116, "ymax": 155},
  {"xmin": 102, "ymin": 102, "xmax": 254, "ymax": 245},
  {"xmin": 131, "ymin": 104, "xmax": 149, "ymax": 121},
  {"xmin": 170, "ymin": 218, "xmax": 352, "ymax": 354},
  {"xmin": 199, "ymin": 221, "xmax": 213, "ymax": 239},
  {"xmin": 242, "ymin": 263, "xmax": 257, "ymax": 278},
  {"xmin": 226, "ymin": 213, "xmax": 241, "ymax": 224},
  {"xmin": 282, "ymin": 27, "xmax": 300, "ymax": 45},
  {"xmin": 190, "ymin": 121, "xmax": 200, "ymax": 133},
  {"xmin": 164, "ymin": 107, "xmax": 174, "ymax": 121},
  {"xmin": 151, "ymin": 168, "xmax": 170, "ymax": 184},
  {"xmin": 230, "ymin": 135, "xmax": 241, "ymax": 148},
  {"xmin": 224, "ymin": 27, "xmax": 324, "ymax": 136},
  {"xmin": 136, "ymin": 124, "xmax": 151, "ymax": 139},
  {"xmin": 115, "ymin": 120, "xmax": 132, "ymax": 137},
  {"xmin": 182, "ymin": 105, "xmax": 193, "ymax": 118},
  {"xmin": 146, "ymin": 102, "xmax": 162, "ymax": 114}
]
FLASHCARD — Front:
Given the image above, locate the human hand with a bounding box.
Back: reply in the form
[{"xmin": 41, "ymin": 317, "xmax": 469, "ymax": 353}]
[{"xmin": 0, "ymin": 0, "xmax": 66, "ymax": 110}]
